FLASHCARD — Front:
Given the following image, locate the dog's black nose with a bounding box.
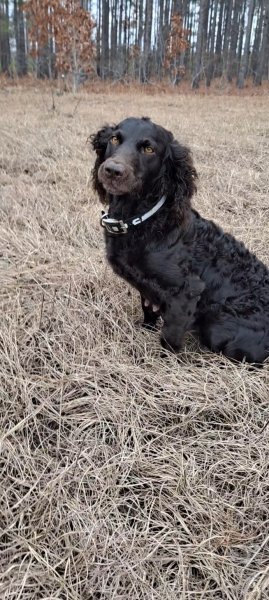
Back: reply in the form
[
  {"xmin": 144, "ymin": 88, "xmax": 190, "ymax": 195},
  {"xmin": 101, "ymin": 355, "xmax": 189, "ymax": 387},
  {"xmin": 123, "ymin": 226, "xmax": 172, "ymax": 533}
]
[{"xmin": 104, "ymin": 160, "xmax": 125, "ymax": 178}]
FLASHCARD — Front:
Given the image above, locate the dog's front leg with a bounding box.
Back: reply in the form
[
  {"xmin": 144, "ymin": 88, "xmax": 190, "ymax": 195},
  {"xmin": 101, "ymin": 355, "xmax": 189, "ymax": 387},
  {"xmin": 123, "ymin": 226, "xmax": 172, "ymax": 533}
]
[
  {"xmin": 109, "ymin": 256, "xmax": 163, "ymax": 327},
  {"xmin": 161, "ymin": 276, "xmax": 205, "ymax": 353},
  {"xmin": 161, "ymin": 300, "xmax": 192, "ymax": 352},
  {"xmin": 140, "ymin": 295, "xmax": 161, "ymax": 329}
]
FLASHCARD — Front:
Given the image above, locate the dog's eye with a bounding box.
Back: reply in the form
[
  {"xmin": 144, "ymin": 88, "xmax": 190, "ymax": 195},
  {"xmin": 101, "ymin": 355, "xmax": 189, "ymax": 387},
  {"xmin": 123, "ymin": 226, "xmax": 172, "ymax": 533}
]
[
  {"xmin": 143, "ymin": 146, "xmax": 154, "ymax": 154},
  {"xmin": 110, "ymin": 136, "xmax": 119, "ymax": 145}
]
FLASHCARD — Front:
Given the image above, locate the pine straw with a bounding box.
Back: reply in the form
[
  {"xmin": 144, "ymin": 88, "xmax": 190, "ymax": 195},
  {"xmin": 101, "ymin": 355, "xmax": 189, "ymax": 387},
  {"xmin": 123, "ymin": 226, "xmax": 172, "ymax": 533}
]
[{"xmin": 1, "ymin": 88, "xmax": 269, "ymax": 600}]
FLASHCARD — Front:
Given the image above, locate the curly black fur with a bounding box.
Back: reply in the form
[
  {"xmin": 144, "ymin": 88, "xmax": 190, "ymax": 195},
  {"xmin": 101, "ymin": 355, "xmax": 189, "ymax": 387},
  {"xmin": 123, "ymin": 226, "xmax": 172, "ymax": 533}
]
[{"xmin": 91, "ymin": 117, "xmax": 269, "ymax": 365}]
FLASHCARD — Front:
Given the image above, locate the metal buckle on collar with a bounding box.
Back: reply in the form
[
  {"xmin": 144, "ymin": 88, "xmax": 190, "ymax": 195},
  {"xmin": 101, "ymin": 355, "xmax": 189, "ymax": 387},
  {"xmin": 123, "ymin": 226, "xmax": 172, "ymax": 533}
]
[
  {"xmin": 100, "ymin": 196, "xmax": 167, "ymax": 236},
  {"xmin": 100, "ymin": 213, "xmax": 128, "ymax": 235}
]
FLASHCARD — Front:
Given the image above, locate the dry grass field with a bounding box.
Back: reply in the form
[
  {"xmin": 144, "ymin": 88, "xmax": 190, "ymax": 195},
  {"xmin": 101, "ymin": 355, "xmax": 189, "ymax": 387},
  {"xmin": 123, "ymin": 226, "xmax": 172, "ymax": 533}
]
[{"xmin": 1, "ymin": 85, "xmax": 269, "ymax": 600}]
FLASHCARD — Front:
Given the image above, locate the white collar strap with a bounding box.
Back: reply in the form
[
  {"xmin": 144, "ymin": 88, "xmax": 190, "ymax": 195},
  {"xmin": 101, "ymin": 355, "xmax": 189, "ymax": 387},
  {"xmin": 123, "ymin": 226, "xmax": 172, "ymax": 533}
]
[{"xmin": 100, "ymin": 195, "xmax": 166, "ymax": 235}]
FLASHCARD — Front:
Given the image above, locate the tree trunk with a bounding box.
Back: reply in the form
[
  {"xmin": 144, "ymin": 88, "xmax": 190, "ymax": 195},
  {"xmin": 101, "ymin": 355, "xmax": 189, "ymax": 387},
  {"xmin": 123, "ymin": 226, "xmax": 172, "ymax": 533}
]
[
  {"xmin": 201, "ymin": 0, "xmax": 210, "ymax": 83},
  {"xmin": 96, "ymin": 0, "xmax": 101, "ymax": 76},
  {"xmin": 101, "ymin": 0, "xmax": 109, "ymax": 78},
  {"xmin": 142, "ymin": 0, "xmax": 153, "ymax": 81},
  {"xmin": 214, "ymin": 0, "xmax": 225, "ymax": 75},
  {"xmin": 206, "ymin": 0, "xmax": 214, "ymax": 54},
  {"xmin": 138, "ymin": 0, "xmax": 143, "ymax": 81},
  {"xmin": 156, "ymin": 0, "xmax": 164, "ymax": 78},
  {"xmin": 192, "ymin": 0, "xmax": 209, "ymax": 88},
  {"xmin": 227, "ymin": 0, "xmax": 242, "ymax": 81},
  {"xmin": 110, "ymin": 0, "xmax": 117, "ymax": 76},
  {"xmin": 0, "ymin": 0, "xmax": 11, "ymax": 73},
  {"xmin": 254, "ymin": 2, "xmax": 269, "ymax": 85},
  {"xmin": 178, "ymin": 0, "xmax": 188, "ymax": 80},
  {"xmin": 236, "ymin": 0, "xmax": 247, "ymax": 77},
  {"xmin": 205, "ymin": 0, "xmax": 218, "ymax": 86},
  {"xmin": 162, "ymin": 0, "xmax": 171, "ymax": 66},
  {"xmin": 215, "ymin": 1, "xmax": 225, "ymax": 56},
  {"xmin": 252, "ymin": 0, "xmax": 264, "ymax": 79},
  {"xmin": 14, "ymin": 0, "xmax": 27, "ymax": 76},
  {"xmin": 237, "ymin": 0, "xmax": 255, "ymax": 88},
  {"xmin": 189, "ymin": 3, "xmax": 196, "ymax": 72},
  {"xmin": 118, "ymin": 0, "xmax": 123, "ymax": 46},
  {"xmin": 222, "ymin": 0, "xmax": 233, "ymax": 74},
  {"xmin": 123, "ymin": 0, "xmax": 127, "ymax": 53}
]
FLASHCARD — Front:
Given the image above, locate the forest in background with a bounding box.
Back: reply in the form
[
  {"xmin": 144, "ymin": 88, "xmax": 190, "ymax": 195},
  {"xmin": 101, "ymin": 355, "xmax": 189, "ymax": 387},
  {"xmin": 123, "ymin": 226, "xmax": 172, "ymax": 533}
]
[{"xmin": 0, "ymin": 0, "xmax": 268, "ymax": 90}]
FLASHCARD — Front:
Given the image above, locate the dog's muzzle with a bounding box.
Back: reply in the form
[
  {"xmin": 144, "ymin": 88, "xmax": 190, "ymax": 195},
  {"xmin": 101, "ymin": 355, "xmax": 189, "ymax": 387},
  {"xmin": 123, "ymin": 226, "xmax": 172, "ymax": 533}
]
[{"xmin": 98, "ymin": 159, "xmax": 137, "ymax": 195}]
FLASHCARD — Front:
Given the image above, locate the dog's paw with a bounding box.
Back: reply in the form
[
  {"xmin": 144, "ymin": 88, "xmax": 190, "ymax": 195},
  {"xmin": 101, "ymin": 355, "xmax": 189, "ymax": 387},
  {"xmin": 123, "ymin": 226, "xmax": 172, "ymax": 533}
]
[{"xmin": 143, "ymin": 298, "xmax": 161, "ymax": 313}]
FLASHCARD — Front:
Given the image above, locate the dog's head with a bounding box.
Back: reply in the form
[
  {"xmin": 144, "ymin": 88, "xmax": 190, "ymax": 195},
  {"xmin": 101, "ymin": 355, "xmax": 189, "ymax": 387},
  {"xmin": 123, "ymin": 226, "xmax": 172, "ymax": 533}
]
[{"xmin": 91, "ymin": 117, "xmax": 197, "ymax": 208}]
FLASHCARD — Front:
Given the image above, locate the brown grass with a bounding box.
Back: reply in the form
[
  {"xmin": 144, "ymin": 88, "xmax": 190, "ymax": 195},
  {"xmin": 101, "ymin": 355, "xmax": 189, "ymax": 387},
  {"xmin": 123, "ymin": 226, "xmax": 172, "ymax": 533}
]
[{"xmin": 1, "ymin": 87, "xmax": 269, "ymax": 600}]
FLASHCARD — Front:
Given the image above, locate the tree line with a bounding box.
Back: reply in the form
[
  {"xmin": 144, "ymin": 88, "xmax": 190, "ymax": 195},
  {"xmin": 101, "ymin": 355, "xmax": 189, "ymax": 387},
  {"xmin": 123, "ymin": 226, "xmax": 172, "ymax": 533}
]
[{"xmin": 0, "ymin": 0, "xmax": 268, "ymax": 89}]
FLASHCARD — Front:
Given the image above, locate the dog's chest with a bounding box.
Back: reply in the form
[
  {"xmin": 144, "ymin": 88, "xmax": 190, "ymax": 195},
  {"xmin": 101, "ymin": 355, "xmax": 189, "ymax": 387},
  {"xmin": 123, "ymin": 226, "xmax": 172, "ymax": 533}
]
[{"xmin": 105, "ymin": 235, "xmax": 146, "ymax": 283}]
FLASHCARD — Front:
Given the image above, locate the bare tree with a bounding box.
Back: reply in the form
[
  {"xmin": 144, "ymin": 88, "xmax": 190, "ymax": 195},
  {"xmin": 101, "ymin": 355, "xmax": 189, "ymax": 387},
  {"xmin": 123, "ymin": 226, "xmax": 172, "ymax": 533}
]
[
  {"xmin": 142, "ymin": 0, "xmax": 153, "ymax": 81},
  {"xmin": 215, "ymin": 1, "xmax": 225, "ymax": 59},
  {"xmin": 14, "ymin": 0, "xmax": 27, "ymax": 76},
  {"xmin": 237, "ymin": 0, "xmax": 256, "ymax": 87},
  {"xmin": 0, "ymin": 0, "xmax": 11, "ymax": 73},
  {"xmin": 227, "ymin": 0, "xmax": 243, "ymax": 81},
  {"xmin": 205, "ymin": 0, "xmax": 219, "ymax": 87},
  {"xmin": 101, "ymin": 0, "xmax": 109, "ymax": 78},
  {"xmin": 254, "ymin": 1, "xmax": 269, "ymax": 84},
  {"xmin": 192, "ymin": 0, "xmax": 209, "ymax": 88},
  {"xmin": 25, "ymin": 0, "xmax": 95, "ymax": 89},
  {"xmin": 96, "ymin": 0, "xmax": 101, "ymax": 76},
  {"xmin": 110, "ymin": 0, "xmax": 118, "ymax": 76},
  {"xmin": 222, "ymin": 0, "xmax": 233, "ymax": 74},
  {"xmin": 252, "ymin": 0, "xmax": 264, "ymax": 77}
]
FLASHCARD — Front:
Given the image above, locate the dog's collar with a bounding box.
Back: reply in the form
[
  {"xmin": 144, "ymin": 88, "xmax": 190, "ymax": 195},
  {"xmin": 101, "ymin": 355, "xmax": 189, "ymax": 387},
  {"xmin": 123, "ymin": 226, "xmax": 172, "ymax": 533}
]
[{"xmin": 100, "ymin": 195, "xmax": 166, "ymax": 235}]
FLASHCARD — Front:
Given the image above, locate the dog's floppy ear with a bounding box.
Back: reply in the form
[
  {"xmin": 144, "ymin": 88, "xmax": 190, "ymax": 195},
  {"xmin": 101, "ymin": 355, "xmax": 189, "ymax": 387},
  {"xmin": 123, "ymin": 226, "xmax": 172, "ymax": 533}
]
[
  {"xmin": 160, "ymin": 138, "xmax": 197, "ymax": 224},
  {"xmin": 90, "ymin": 125, "xmax": 114, "ymax": 155},
  {"xmin": 171, "ymin": 141, "xmax": 197, "ymax": 199},
  {"xmin": 90, "ymin": 125, "xmax": 114, "ymax": 204},
  {"xmin": 165, "ymin": 139, "xmax": 197, "ymax": 200}
]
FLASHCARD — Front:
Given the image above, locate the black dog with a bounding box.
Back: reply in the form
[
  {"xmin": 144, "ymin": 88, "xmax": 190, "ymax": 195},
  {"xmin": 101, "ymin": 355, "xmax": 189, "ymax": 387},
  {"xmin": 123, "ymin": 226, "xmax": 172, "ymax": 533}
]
[{"xmin": 91, "ymin": 117, "xmax": 269, "ymax": 365}]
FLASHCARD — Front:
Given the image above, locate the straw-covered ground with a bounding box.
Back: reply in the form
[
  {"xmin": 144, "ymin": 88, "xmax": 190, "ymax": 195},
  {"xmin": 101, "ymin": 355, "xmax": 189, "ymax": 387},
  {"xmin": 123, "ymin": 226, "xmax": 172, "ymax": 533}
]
[{"xmin": 1, "ymin": 85, "xmax": 269, "ymax": 600}]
